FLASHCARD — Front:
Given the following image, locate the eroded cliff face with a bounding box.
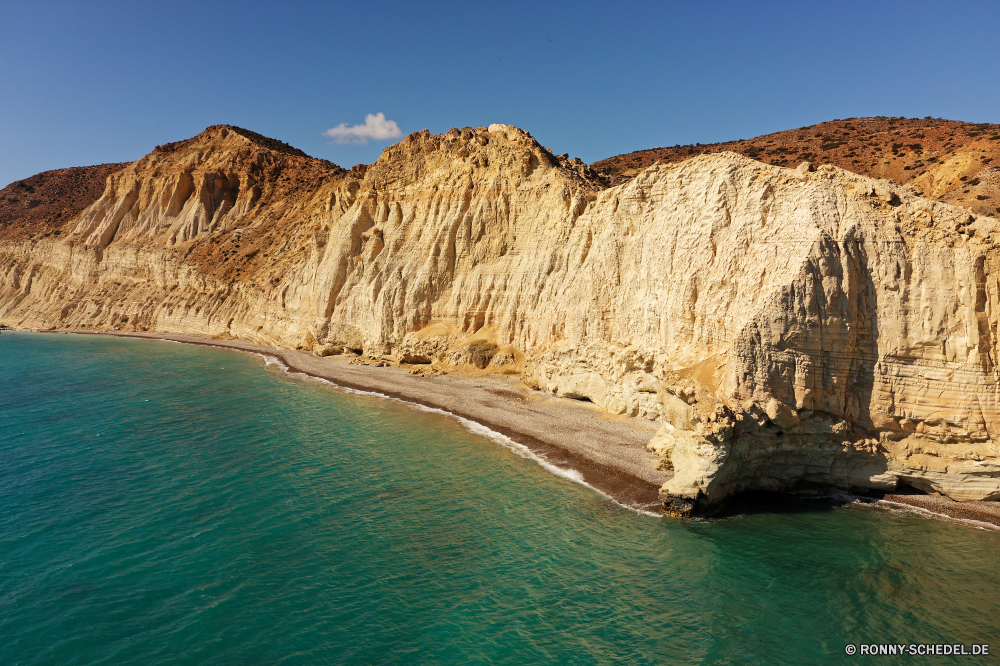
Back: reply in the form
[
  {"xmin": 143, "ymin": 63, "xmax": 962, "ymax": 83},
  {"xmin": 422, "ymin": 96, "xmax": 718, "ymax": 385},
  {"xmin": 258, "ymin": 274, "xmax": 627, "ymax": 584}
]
[{"xmin": 2, "ymin": 124, "xmax": 1000, "ymax": 513}]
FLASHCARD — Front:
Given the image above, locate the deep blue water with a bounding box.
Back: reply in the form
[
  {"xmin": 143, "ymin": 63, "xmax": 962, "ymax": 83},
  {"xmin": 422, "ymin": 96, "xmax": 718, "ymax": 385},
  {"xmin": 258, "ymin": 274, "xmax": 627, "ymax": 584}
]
[{"xmin": 0, "ymin": 333, "xmax": 997, "ymax": 665}]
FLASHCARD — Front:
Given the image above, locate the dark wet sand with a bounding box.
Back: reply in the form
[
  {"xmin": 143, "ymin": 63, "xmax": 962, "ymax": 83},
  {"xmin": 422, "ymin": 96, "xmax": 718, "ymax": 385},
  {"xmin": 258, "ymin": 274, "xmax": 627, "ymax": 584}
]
[
  {"xmin": 50, "ymin": 330, "xmax": 669, "ymax": 512},
  {"xmin": 35, "ymin": 330, "xmax": 1000, "ymax": 526},
  {"xmin": 881, "ymin": 493, "xmax": 1000, "ymax": 529}
]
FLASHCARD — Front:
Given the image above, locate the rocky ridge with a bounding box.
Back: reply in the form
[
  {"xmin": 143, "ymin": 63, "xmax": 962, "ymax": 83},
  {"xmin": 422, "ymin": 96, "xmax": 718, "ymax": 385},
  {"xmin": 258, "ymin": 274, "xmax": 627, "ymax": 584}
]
[
  {"xmin": 0, "ymin": 163, "xmax": 130, "ymax": 241},
  {"xmin": 594, "ymin": 117, "xmax": 1000, "ymax": 216},
  {"xmin": 2, "ymin": 122, "xmax": 1000, "ymax": 515}
]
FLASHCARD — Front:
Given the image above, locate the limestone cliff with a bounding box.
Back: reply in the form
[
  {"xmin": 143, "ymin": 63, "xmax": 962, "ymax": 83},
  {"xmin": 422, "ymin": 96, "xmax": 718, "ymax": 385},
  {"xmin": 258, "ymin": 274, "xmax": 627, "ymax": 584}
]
[
  {"xmin": 2, "ymin": 123, "xmax": 1000, "ymax": 514},
  {"xmin": 594, "ymin": 116, "xmax": 1000, "ymax": 217}
]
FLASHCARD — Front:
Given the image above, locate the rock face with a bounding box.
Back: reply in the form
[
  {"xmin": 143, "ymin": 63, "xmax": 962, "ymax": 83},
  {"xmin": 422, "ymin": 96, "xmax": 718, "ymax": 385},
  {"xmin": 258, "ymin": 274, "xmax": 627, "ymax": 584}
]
[
  {"xmin": 2, "ymin": 123, "xmax": 1000, "ymax": 513},
  {"xmin": 594, "ymin": 116, "xmax": 1000, "ymax": 218}
]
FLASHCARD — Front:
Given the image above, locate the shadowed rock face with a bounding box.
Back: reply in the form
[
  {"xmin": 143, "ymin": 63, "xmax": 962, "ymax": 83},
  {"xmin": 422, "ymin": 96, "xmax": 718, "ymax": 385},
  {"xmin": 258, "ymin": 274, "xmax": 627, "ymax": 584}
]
[{"xmin": 2, "ymin": 123, "xmax": 1000, "ymax": 512}]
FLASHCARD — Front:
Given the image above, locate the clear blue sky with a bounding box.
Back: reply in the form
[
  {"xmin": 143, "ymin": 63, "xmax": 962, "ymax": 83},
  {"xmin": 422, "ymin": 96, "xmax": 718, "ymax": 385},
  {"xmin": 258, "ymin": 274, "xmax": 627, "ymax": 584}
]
[{"xmin": 2, "ymin": 0, "xmax": 999, "ymax": 186}]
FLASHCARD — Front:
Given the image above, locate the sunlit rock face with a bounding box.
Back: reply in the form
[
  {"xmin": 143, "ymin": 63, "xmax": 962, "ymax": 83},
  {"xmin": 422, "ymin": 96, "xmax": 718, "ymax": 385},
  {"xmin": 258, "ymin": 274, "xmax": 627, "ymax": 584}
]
[{"xmin": 3, "ymin": 123, "xmax": 1000, "ymax": 511}]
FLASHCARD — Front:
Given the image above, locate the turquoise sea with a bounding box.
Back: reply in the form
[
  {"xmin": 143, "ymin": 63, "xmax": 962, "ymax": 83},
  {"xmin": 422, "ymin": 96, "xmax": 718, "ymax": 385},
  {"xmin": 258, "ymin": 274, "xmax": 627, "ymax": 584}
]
[{"xmin": 1, "ymin": 333, "xmax": 997, "ymax": 665}]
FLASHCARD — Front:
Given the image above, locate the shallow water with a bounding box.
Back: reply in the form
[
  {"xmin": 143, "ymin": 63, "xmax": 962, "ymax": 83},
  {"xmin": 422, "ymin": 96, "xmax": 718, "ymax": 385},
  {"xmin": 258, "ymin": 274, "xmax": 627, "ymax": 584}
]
[{"xmin": 1, "ymin": 333, "xmax": 997, "ymax": 665}]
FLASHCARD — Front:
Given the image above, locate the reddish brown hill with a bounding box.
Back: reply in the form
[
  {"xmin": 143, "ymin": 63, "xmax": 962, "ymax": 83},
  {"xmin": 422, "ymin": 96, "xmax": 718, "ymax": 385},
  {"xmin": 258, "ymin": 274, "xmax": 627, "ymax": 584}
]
[
  {"xmin": 0, "ymin": 125, "xmax": 347, "ymax": 247},
  {"xmin": 593, "ymin": 117, "xmax": 1000, "ymax": 216},
  {"xmin": 0, "ymin": 163, "xmax": 129, "ymax": 240}
]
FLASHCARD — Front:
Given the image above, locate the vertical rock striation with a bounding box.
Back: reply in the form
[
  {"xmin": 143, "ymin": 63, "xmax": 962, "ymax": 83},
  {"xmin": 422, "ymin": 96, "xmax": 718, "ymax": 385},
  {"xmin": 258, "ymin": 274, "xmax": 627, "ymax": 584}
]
[{"xmin": 2, "ymin": 123, "xmax": 1000, "ymax": 512}]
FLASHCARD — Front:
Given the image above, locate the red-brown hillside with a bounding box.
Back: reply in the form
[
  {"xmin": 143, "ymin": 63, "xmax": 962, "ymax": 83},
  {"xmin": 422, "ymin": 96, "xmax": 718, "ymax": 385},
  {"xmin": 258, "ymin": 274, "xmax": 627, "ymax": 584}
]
[
  {"xmin": 593, "ymin": 117, "xmax": 1000, "ymax": 216},
  {"xmin": 0, "ymin": 163, "xmax": 129, "ymax": 240}
]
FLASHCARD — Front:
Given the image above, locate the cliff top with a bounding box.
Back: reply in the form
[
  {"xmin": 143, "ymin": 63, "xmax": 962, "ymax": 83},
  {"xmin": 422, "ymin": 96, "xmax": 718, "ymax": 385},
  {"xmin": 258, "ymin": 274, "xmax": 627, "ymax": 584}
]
[
  {"xmin": 0, "ymin": 125, "xmax": 348, "ymax": 242},
  {"xmin": 153, "ymin": 125, "xmax": 315, "ymax": 161},
  {"xmin": 593, "ymin": 116, "xmax": 1000, "ymax": 215},
  {"xmin": 147, "ymin": 124, "xmax": 345, "ymax": 172},
  {"xmin": 0, "ymin": 163, "xmax": 130, "ymax": 241},
  {"xmin": 7, "ymin": 117, "xmax": 1000, "ymax": 244},
  {"xmin": 369, "ymin": 123, "xmax": 607, "ymax": 192}
]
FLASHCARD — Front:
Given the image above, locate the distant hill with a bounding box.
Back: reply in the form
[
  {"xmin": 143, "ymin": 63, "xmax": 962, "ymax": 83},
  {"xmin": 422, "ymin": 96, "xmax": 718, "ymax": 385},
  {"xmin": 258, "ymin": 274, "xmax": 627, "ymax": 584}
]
[
  {"xmin": 0, "ymin": 125, "xmax": 342, "ymax": 242},
  {"xmin": 5, "ymin": 121, "xmax": 1000, "ymax": 510},
  {"xmin": 593, "ymin": 117, "xmax": 1000, "ymax": 216},
  {"xmin": 0, "ymin": 163, "xmax": 129, "ymax": 240}
]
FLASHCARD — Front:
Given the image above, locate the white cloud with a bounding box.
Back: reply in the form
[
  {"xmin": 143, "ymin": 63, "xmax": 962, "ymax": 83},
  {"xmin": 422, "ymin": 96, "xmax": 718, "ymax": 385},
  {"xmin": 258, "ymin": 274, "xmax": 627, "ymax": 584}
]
[{"xmin": 323, "ymin": 112, "xmax": 403, "ymax": 144}]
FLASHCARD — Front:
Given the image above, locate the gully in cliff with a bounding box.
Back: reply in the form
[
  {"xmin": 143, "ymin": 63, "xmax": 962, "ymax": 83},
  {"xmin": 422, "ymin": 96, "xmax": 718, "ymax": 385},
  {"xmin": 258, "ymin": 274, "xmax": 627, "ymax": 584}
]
[{"xmin": 2, "ymin": 122, "xmax": 1000, "ymax": 520}]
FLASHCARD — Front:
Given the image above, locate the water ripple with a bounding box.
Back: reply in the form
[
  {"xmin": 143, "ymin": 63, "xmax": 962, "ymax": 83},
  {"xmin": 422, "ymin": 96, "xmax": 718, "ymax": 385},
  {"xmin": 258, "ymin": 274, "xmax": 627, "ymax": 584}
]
[{"xmin": 0, "ymin": 333, "xmax": 998, "ymax": 666}]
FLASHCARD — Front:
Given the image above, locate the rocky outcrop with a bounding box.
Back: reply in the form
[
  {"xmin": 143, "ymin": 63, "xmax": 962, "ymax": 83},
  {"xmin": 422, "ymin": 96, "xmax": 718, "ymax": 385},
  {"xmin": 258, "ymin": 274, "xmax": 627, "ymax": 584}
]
[
  {"xmin": 593, "ymin": 117, "xmax": 1000, "ymax": 217},
  {"xmin": 2, "ymin": 123, "xmax": 1000, "ymax": 513}
]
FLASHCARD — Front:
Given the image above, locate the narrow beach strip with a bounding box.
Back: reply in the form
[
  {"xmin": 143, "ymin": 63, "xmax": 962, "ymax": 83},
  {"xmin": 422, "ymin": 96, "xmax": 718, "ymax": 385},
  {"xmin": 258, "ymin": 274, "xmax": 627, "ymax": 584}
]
[{"xmin": 46, "ymin": 330, "xmax": 669, "ymax": 515}]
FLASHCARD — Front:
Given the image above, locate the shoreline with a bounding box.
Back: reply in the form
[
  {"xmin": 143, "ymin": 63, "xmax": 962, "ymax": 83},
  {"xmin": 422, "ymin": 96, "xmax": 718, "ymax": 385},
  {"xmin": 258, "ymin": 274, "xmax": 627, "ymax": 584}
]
[
  {"xmin": 876, "ymin": 493, "xmax": 1000, "ymax": 530},
  {"xmin": 23, "ymin": 329, "xmax": 1000, "ymax": 529},
  {"xmin": 43, "ymin": 329, "xmax": 670, "ymax": 514}
]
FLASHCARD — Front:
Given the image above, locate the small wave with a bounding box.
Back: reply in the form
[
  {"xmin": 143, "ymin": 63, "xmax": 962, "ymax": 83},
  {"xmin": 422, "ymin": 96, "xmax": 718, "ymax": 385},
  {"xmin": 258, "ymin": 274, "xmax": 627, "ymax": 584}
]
[
  {"xmin": 287, "ymin": 370, "xmax": 661, "ymax": 518},
  {"xmin": 132, "ymin": 335, "xmax": 280, "ymax": 370},
  {"xmin": 134, "ymin": 336, "xmax": 662, "ymax": 518},
  {"xmin": 808, "ymin": 492, "xmax": 1000, "ymax": 532},
  {"xmin": 257, "ymin": 353, "xmax": 290, "ymax": 372},
  {"xmin": 871, "ymin": 498, "xmax": 1000, "ymax": 532}
]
